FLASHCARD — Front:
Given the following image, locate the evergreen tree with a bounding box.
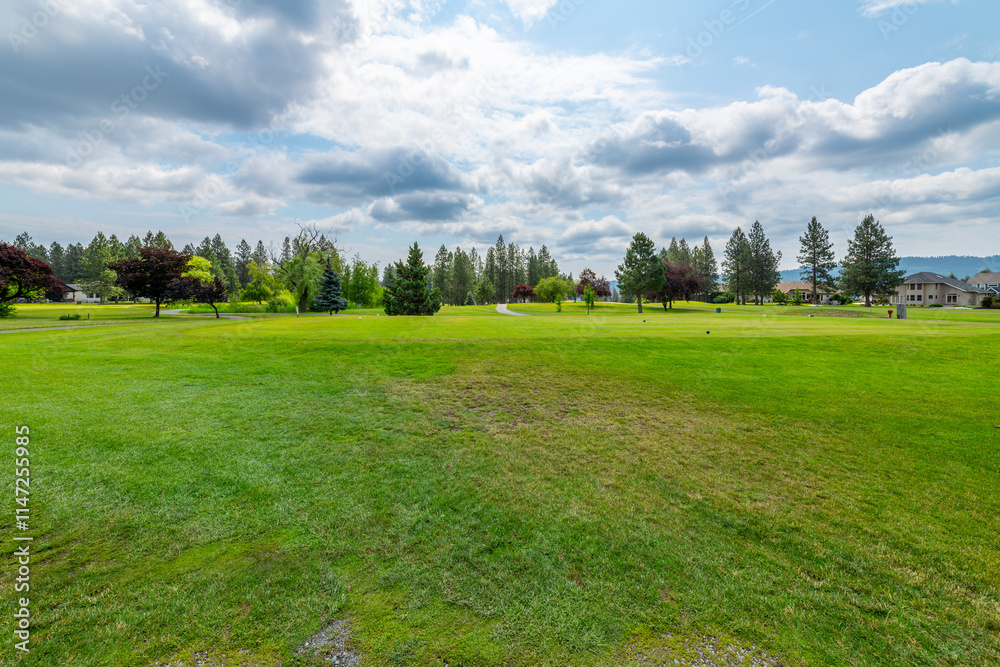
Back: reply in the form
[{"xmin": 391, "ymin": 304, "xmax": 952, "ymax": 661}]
[
  {"xmin": 696, "ymin": 236, "xmax": 719, "ymax": 296},
  {"xmin": 313, "ymin": 267, "xmax": 348, "ymax": 314},
  {"xmin": 281, "ymin": 236, "xmax": 293, "ymax": 263},
  {"xmin": 537, "ymin": 244, "xmax": 558, "ymax": 279},
  {"xmin": 747, "ymin": 220, "xmax": 781, "ymax": 305},
  {"xmin": 143, "ymin": 231, "xmax": 156, "ymax": 247},
  {"xmin": 473, "ymin": 277, "xmax": 494, "ymax": 306},
  {"xmin": 383, "ymin": 243, "xmax": 442, "ymax": 316},
  {"xmin": 125, "ymin": 235, "xmax": 142, "ymax": 257},
  {"xmin": 152, "ymin": 231, "xmax": 173, "ymax": 249},
  {"xmin": 465, "ymin": 292, "xmax": 476, "ymax": 306},
  {"xmin": 451, "ymin": 248, "xmax": 475, "ymax": 306},
  {"xmin": 723, "ymin": 227, "xmax": 751, "ymax": 305},
  {"xmin": 797, "ymin": 217, "xmax": 837, "ymax": 304},
  {"xmin": 527, "ymin": 247, "xmax": 540, "ymax": 286},
  {"xmin": 840, "ymin": 214, "xmax": 906, "ymax": 306},
  {"xmin": 615, "ymin": 232, "xmax": 662, "ymax": 314},
  {"xmin": 82, "ymin": 232, "xmax": 123, "ymax": 303},
  {"xmin": 432, "ymin": 245, "xmax": 453, "ymax": 300},
  {"xmin": 210, "ymin": 234, "xmax": 240, "ymax": 290},
  {"xmin": 678, "ymin": 238, "xmax": 692, "ymax": 265},
  {"xmin": 63, "ymin": 243, "xmax": 86, "ymax": 282},
  {"xmin": 253, "ymin": 241, "xmax": 269, "ymax": 268},
  {"xmin": 48, "ymin": 242, "xmax": 65, "ymax": 281},
  {"xmin": 235, "ymin": 239, "xmax": 253, "ymax": 288}
]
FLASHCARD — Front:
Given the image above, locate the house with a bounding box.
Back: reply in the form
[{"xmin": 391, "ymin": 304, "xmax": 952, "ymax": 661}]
[
  {"xmin": 892, "ymin": 272, "xmax": 987, "ymax": 307},
  {"xmin": 775, "ymin": 281, "xmax": 836, "ymax": 304},
  {"xmin": 65, "ymin": 283, "xmax": 101, "ymax": 304},
  {"xmin": 968, "ymin": 272, "xmax": 1000, "ymax": 298},
  {"xmin": 57, "ymin": 281, "xmax": 79, "ymax": 302}
]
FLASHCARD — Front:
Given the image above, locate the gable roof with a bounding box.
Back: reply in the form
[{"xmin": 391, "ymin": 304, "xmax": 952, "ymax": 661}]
[
  {"xmin": 968, "ymin": 272, "xmax": 1000, "ymax": 285},
  {"xmin": 776, "ymin": 281, "xmax": 834, "ymax": 293},
  {"xmin": 903, "ymin": 272, "xmax": 987, "ymax": 293}
]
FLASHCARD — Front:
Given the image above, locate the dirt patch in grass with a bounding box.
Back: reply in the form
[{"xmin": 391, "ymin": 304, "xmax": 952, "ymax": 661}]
[{"xmin": 617, "ymin": 633, "xmax": 799, "ymax": 666}]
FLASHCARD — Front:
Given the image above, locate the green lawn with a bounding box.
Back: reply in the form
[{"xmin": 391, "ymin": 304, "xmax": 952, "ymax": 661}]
[{"xmin": 2, "ymin": 304, "xmax": 999, "ymax": 666}]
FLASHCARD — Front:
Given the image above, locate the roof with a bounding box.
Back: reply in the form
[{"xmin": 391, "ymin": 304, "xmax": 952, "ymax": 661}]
[
  {"xmin": 65, "ymin": 283, "xmax": 84, "ymax": 291},
  {"xmin": 776, "ymin": 281, "xmax": 834, "ymax": 293},
  {"xmin": 903, "ymin": 272, "xmax": 987, "ymax": 293},
  {"xmin": 968, "ymin": 272, "xmax": 1000, "ymax": 284}
]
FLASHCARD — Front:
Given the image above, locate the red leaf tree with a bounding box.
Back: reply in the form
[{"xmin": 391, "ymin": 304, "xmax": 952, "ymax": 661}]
[
  {"xmin": 511, "ymin": 283, "xmax": 536, "ymax": 303},
  {"xmin": 651, "ymin": 259, "xmax": 705, "ymax": 309},
  {"xmin": 575, "ymin": 267, "xmax": 611, "ymax": 298},
  {"xmin": 109, "ymin": 246, "xmax": 191, "ymax": 317},
  {"xmin": 0, "ymin": 243, "xmax": 63, "ymax": 316}
]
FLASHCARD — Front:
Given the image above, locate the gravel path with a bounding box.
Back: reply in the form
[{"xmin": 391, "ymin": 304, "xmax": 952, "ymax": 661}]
[{"xmin": 496, "ymin": 304, "xmax": 530, "ymax": 316}]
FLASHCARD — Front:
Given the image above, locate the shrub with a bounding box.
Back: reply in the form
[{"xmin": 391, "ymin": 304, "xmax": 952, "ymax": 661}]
[
  {"xmin": 929, "ymin": 303, "xmax": 943, "ymax": 308},
  {"xmin": 712, "ymin": 293, "xmax": 732, "ymax": 304},
  {"xmin": 772, "ymin": 290, "xmax": 788, "ymax": 304},
  {"xmin": 980, "ymin": 295, "xmax": 996, "ymax": 309},
  {"xmin": 58, "ymin": 313, "xmax": 82, "ymax": 320},
  {"xmin": 993, "ymin": 301, "xmax": 1000, "ymax": 309},
  {"xmin": 828, "ymin": 293, "xmax": 852, "ymax": 305}
]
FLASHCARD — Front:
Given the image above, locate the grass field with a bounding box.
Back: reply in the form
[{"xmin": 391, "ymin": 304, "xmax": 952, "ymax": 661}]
[{"xmin": 2, "ymin": 302, "xmax": 999, "ymax": 666}]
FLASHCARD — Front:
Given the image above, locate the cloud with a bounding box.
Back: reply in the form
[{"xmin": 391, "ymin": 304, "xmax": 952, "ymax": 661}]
[
  {"xmin": 858, "ymin": 0, "xmax": 933, "ymax": 18},
  {"xmin": 502, "ymin": 0, "xmax": 561, "ymax": 24}
]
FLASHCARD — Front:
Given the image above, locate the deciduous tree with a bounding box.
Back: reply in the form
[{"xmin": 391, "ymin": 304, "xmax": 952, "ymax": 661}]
[
  {"xmin": 0, "ymin": 243, "xmax": 63, "ymax": 317},
  {"xmin": 109, "ymin": 246, "xmax": 190, "ymax": 317}
]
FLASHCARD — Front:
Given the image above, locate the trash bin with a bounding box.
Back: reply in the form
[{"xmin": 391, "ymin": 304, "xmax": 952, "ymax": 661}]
[{"xmin": 716, "ymin": 307, "xmax": 721, "ymax": 313}]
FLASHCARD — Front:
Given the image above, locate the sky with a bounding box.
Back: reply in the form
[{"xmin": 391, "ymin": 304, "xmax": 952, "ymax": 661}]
[{"xmin": 1, "ymin": 0, "xmax": 999, "ymax": 278}]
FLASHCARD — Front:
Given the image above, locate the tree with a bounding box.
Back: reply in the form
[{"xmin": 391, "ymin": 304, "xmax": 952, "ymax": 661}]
[
  {"xmin": 723, "ymin": 227, "xmax": 751, "ymax": 305},
  {"xmin": 451, "ymin": 248, "xmax": 475, "ymax": 307},
  {"xmin": 798, "ymin": 216, "xmax": 837, "ymax": 305},
  {"xmin": 109, "ymin": 246, "xmax": 191, "ymax": 317},
  {"xmin": 272, "ymin": 225, "xmax": 339, "ymax": 313},
  {"xmin": 512, "ymin": 283, "xmax": 535, "ymax": 303},
  {"xmin": 0, "ymin": 244, "xmax": 63, "ymax": 316},
  {"xmin": 432, "ymin": 245, "xmax": 453, "ymax": 298},
  {"xmin": 583, "ymin": 285, "xmax": 596, "ymax": 314},
  {"xmin": 575, "ymin": 268, "xmax": 611, "ymax": 299},
  {"xmin": 82, "ymin": 232, "xmax": 124, "ymax": 304},
  {"xmin": 473, "ymin": 277, "xmax": 495, "ymax": 306},
  {"xmin": 242, "ymin": 260, "xmax": 276, "ymax": 303},
  {"xmin": 314, "ymin": 267, "xmax": 348, "ymax": 314},
  {"xmin": 839, "ymin": 214, "xmax": 906, "ymax": 307},
  {"xmin": 615, "ymin": 232, "xmax": 662, "ymax": 314},
  {"xmin": 464, "ymin": 292, "xmax": 476, "ymax": 306},
  {"xmin": 651, "ymin": 259, "xmax": 705, "ymax": 309},
  {"xmin": 235, "ymin": 239, "xmax": 253, "ymax": 288},
  {"xmin": 383, "ymin": 243, "xmax": 442, "ymax": 316},
  {"xmin": 534, "ymin": 276, "xmax": 573, "ymax": 303},
  {"xmin": 747, "ymin": 221, "xmax": 781, "ymax": 305},
  {"xmin": 165, "ymin": 276, "xmax": 228, "ymax": 318}
]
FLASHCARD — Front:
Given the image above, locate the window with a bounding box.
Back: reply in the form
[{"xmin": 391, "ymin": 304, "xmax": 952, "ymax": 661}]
[
  {"xmin": 947, "ymin": 294, "xmax": 957, "ymax": 304},
  {"xmin": 917, "ymin": 295, "xmax": 922, "ymax": 302}
]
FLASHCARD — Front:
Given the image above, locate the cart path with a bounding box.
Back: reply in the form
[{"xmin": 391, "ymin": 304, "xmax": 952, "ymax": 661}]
[{"xmin": 496, "ymin": 304, "xmax": 530, "ymax": 316}]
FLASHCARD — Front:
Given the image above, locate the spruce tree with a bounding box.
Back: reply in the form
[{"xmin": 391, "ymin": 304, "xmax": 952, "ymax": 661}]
[
  {"xmin": 314, "ymin": 267, "xmax": 348, "ymax": 314},
  {"xmin": 840, "ymin": 214, "xmax": 905, "ymax": 306},
  {"xmin": 383, "ymin": 243, "xmax": 442, "ymax": 316},
  {"xmin": 797, "ymin": 216, "xmax": 837, "ymax": 304}
]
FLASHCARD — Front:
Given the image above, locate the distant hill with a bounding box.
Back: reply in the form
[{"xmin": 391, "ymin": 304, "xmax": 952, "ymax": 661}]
[{"xmin": 779, "ymin": 255, "xmax": 1000, "ymax": 283}]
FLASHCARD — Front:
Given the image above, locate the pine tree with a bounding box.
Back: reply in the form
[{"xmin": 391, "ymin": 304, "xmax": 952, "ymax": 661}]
[
  {"xmin": 840, "ymin": 214, "xmax": 905, "ymax": 306},
  {"xmin": 723, "ymin": 227, "xmax": 751, "ymax": 305},
  {"xmin": 383, "ymin": 243, "xmax": 442, "ymax": 316},
  {"xmin": 253, "ymin": 241, "xmax": 269, "ymax": 267},
  {"xmin": 48, "ymin": 242, "xmax": 66, "ymax": 281},
  {"xmin": 797, "ymin": 216, "xmax": 837, "ymax": 304},
  {"xmin": 747, "ymin": 221, "xmax": 781, "ymax": 305},
  {"xmin": 313, "ymin": 267, "xmax": 348, "ymax": 314},
  {"xmin": 235, "ymin": 239, "xmax": 253, "ymax": 288},
  {"xmin": 697, "ymin": 237, "xmax": 719, "ymax": 296},
  {"xmin": 432, "ymin": 245, "xmax": 453, "ymax": 300},
  {"xmin": 615, "ymin": 232, "xmax": 662, "ymax": 314}
]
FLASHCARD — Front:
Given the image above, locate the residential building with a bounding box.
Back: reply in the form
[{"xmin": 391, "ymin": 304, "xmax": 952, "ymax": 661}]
[
  {"xmin": 968, "ymin": 272, "xmax": 1000, "ymax": 298},
  {"xmin": 775, "ymin": 281, "xmax": 836, "ymax": 304},
  {"xmin": 892, "ymin": 272, "xmax": 987, "ymax": 307}
]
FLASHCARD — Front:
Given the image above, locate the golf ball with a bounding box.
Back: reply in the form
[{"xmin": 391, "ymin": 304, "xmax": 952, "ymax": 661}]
[{"xmin": 706, "ymin": 330, "xmax": 710, "ymax": 334}]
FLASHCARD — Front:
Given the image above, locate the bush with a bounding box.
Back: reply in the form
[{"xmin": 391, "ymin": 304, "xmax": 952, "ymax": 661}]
[
  {"xmin": 980, "ymin": 295, "xmax": 996, "ymax": 309},
  {"xmin": 929, "ymin": 303, "xmax": 943, "ymax": 308},
  {"xmin": 993, "ymin": 301, "xmax": 1000, "ymax": 309},
  {"xmin": 828, "ymin": 293, "xmax": 852, "ymax": 305},
  {"xmin": 58, "ymin": 313, "xmax": 82, "ymax": 320},
  {"xmin": 772, "ymin": 290, "xmax": 788, "ymax": 304},
  {"xmin": 712, "ymin": 293, "xmax": 733, "ymax": 304}
]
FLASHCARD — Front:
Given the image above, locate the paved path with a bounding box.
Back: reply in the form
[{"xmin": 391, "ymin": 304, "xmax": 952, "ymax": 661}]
[{"xmin": 496, "ymin": 304, "xmax": 530, "ymax": 316}]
